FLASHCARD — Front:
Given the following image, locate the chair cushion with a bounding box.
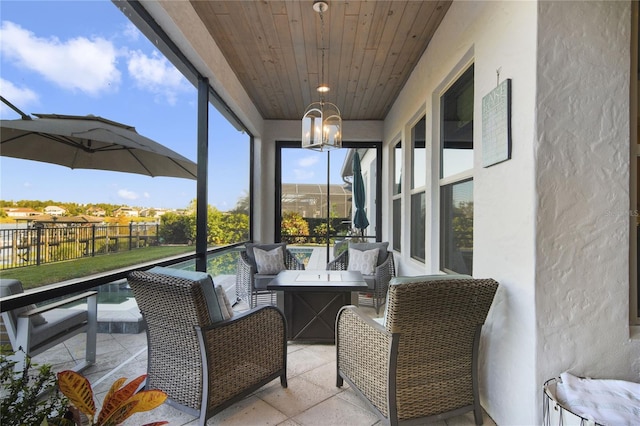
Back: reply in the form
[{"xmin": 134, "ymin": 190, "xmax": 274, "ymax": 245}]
[
  {"xmin": 350, "ymin": 242, "xmax": 389, "ymax": 266},
  {"xmin": 253, "ymin": 246, "xmax": 286, "ymax": 274},
  {"xmin": 0, "ymin": 279, "xmax": 47, "ymax": 326},
  {"xmin": 347, "ymin": 248, "xmax": 379, "ymax": 275},
  {"xmin": 245, "ymin": 243, "xmax": 287, "ymax": 269},
  {"xmin": 31, "ymin": 308, "xmax": 87, "ymax": 348},
  {"xmin": 389, "ymin": 274, "xmax": 472, "ymax": 286},
  {"xmin": 362, "ymin": 275, "xmax": 376, "ymax": 290},
  {"xmin": 254, "ymin": 274, "xmax": 277, "ymax": 290},
  {"xmin": 147, "ymin": 266, "xmax": 226, "ymax": 324},
  {"xmin": 215, "ymin": 285, "xmax": 234, "ymax": 320}
]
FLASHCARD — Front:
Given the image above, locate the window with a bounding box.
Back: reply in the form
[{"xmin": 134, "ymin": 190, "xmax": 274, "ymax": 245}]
[
  {"xmin": 392, "ymin": 140, "xmax": 402, "ymax": 252},
  {"xmin": 411, "ymin": 192, "xmax": 426, "ymax": 261},
  {"xmin": 440, "ymin": 179, "xmax": 473, "ymax": 274},
  {"xmin": 441, "ymin": 65, "xmax": 474, "ymax": 179},
  {"xmin": 209, "ymin": 103, "xmax": 251, "ymax": 244},
  {"xmin": 440, "ymin": 65, "xmax": 474, "ymax": 274},
  {"xmin": 411, "ymin": 116, "xmax": 426, "ymax": 261}
]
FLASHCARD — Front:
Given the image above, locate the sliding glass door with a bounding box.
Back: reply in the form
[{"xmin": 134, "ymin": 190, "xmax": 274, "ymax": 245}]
[{"xmin": 275, "ymin": 141, "xmax": 382, "ymax": 267}]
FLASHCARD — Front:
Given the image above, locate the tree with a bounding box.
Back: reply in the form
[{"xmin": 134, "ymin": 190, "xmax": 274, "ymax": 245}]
[
  {"xmin": 159, "ymin": 212, "xmax": 195, "ymax": 244},
  {"xmin": 281, "ymin": 211, "xmax": 309, "ymax": 244},
  {"xmin": 229, "ymin": 192, "xmax": 249, "ymax": 215},
  {"xmin": 207, "ymin": 206, "xmax": 249, "ymax": 245},
  {"xmin": 452, "ymin": 201, "xmax": 473, "ymax": 249}
]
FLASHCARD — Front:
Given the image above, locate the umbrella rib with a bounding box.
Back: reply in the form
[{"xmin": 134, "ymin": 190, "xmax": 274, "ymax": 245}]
[
  {"xmin": 128, "ymin": 150, "xmax": 155, "ymax": 176},
  {"xmin": 1, "ymin": 131, "xmax": 87, "ymax": 150}
]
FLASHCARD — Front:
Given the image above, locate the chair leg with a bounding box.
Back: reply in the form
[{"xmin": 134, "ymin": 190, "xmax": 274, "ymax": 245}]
[
  {"xmin": 13, "ymin": 316, "xmax": 31, "ymax": 373},
  {"xmin": 85, "ymin": 293, "xmax": 98, "ymax": 365},
  {"xmin": 336, "ymin": 373, "xmax": 343, "ymax": 387},
  {"xmin": 473, "ymin": 401, "xmax": 483, "ymax": 425},
  {"xmin": 280, "ymin": 373, "xmax": 288, "ymax": 388}
]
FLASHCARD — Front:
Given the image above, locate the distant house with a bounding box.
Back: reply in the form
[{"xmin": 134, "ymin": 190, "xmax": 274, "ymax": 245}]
[
  {"xmin": 139, "ymin": 208, "xmax": 169, "ymax": 218},
  {"xmin": 4, "ymin": 207, "xmax": 39, "ymax": 218},
  {"xmin": 44, "ymin": 206, "xmax": 66, "ymax": 216},
  {"xmin": 86, "ymin": 207, "xmax": 106, "ymax": 217},
  {"xmin": 113, "ymin": 206, "xmax": 139, "ymax": 218}
]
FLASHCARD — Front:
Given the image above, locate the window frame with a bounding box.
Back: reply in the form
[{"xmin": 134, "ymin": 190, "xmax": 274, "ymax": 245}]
[
  {"xmin": 631, "ymin": 0, "xmax": 639, "ymax": 326},
  {"xmin": 392, "ymin": 139, "xmax": 403, "ymax": 253},
  {"xmin": 438, "ymin": 63, "xmax": 475, "ymax": 275},
  {"xmin": 410, "ymin": 115, "xmax": 427, "ymax": 262}
]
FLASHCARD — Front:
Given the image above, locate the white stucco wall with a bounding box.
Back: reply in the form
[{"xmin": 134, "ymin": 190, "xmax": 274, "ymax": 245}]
[
  {"xmin": 385, "ymin": 1, "xmax": 639, "ymax": 424},
  {"xmin": 535, "ymin": 0, "xmax": 639, "ymax": 411}
]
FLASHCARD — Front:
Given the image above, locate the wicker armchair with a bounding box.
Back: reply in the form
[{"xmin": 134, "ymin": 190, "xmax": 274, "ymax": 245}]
[
  {"xmin": 336, "ymin": 275, "xmax": 499, "ymax": 426},
  {"xmin": 327, "ymin": 242, "xmax": 395, "ymax": 314},
  {"xmin": 127, "ymin": 267, "xmax": 287, "ymax": 426},
  {"xmin": 236, "ymin": 243, "xmax": 305, "ymax": 308}
]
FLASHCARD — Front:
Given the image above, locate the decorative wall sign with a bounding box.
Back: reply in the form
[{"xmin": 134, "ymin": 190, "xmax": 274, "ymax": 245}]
[{"xmin": 482, "ymin": 78, "xmax": 512, "ymax": 167}]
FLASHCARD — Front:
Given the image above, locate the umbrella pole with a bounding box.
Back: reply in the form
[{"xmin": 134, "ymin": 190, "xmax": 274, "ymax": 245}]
[
  {"xmin": 326, "ymin": 150, "xmax": 330, "ymax": 264},
  {"xmin": 1, "ymin": 96, "xmax": 31, "ymax": 120}
]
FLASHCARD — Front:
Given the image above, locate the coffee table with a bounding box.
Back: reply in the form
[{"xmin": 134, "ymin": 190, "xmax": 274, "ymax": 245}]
[{"xmin": 267, "ymin": 270, "xmax": 367, "ymax": 343}]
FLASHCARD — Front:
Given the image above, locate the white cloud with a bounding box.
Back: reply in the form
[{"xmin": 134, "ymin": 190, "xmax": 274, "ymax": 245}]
[
  {"xmin": 292, "ymin": 168, "xmax": 315, "ymax": 181},
  {"xmin": 0, "ymin": 79, "xmax": 38, "ymax": 118},
  {"xmin": 0, "ymin": 21, "xmax": 121, "ymax": 96},
  {"xmin": 298, "ymin": 156, "xmax": 319, "ymax": 167},
  {"xmin": 126, "ymin": 50, "xmax": 189, "ymax": 105},
  {"xmin": 118, "ymin": 189, "xmax": 139, "ymax": 200},
  {"xmin": 122, "ymin": 22, "xmax": 140, "ymax": 42},
  {"xmin": 143, "ymin": 192, "xmax": 151, "ymax": 199}
]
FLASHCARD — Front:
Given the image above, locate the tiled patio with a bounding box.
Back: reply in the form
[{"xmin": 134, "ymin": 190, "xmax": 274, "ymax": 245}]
[{"xmin": 32, "ymin": 299, "xmax": 496, "ymax": 426}]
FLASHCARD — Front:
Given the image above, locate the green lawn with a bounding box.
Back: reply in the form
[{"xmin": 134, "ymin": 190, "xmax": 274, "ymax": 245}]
[{"xmin": 0, "ymin": 246, "xmax": 194, "ymax": 289}]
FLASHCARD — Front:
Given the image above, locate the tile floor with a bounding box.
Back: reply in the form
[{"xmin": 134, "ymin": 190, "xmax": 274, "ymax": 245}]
[{"xmin": 31, "ymin": 301, "xmax": 497, "ymax": 426}]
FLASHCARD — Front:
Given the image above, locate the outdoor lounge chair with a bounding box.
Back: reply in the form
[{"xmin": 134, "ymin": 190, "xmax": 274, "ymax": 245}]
[
  {"xmin": 236, "ymin": 242, "xmax": 305, "ymax": 308},
  {"xmin": 127, "ymin": 267, "xmax": 287, "ymax": 426},
  {"xmin": 336, "ymin": 275, "xmax": 499, "ymax": 426},
  {"xmin": 0, "ymin": 278, "xmax": 97, "ymax": 373},
  {"xmin": 327, "ymin": 241, "xmax": 395, "ymax": 314}
]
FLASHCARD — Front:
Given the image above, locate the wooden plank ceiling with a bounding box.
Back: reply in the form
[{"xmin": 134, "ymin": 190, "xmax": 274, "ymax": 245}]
[{"xmin": 190, "ymin": 0, "xmax": 451, "ymax": 121}]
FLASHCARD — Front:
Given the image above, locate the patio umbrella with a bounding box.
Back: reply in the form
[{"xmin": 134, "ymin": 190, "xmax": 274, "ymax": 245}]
[
  {"xmin": 352, "ymin": 151, "xmax": 369, "ymax": 235},
  {"xmin": 0, "ymin": 113, "xmax": 197, "ymax": 179}
]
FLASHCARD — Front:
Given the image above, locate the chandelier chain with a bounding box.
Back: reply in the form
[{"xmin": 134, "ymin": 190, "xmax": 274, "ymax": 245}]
[{"xmin": 319, "ymin": 6, "xmax": 326, "ymax": 101}]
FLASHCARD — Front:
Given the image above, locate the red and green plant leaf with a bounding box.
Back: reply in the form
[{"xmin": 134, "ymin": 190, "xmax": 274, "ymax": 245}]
[
  {"xmin": 97, "ymin": 374, "xmax": 147, "ymax": 424},
  {"xmin": 125, "ymin": 390, "xmax": 167, "ymax": 416},
  {"xmin": 99, "ymin": 399, "xmax": 140, "ymax": 426},
  {"xmin": 57, "ymin": 370, "xmax": 96, "ymax": 420},
  {"xmin": 103, "ymin": 377, "xmax": 127, "ymax": 403}
]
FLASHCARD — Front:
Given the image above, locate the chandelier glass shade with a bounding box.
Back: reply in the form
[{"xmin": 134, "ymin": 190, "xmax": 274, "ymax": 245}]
[
  {"xmin": 301, "ymin": 1, "xmax": 342, "ymax": 151},
  {"xmin": 302, "ymin": 100, "xmax": 342, "ymax": 151}
]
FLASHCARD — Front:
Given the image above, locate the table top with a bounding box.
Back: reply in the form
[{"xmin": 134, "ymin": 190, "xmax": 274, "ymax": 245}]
[{"xmin": 267, "ymin": 270, "xmax": 367, "ymax": 291}]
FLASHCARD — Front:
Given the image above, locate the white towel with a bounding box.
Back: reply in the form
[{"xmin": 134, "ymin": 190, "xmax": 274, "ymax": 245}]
[{"xmin": 555, "ymin": 372, "xmax": 640, "ymax": 425}]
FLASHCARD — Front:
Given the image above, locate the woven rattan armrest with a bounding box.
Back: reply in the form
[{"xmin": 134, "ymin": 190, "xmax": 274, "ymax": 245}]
[
  {"xmin": 235, "ymin": 251, "xmax": 256, "ymax": 304},
  {"xmin": 196, "ymin": 305, "xmax": 287, "ymax": 412},
  {"xmin": 336, "ymin": 306, "xmax": 397, "ymax": 418},
  {"xmin": 284, "ymin": 249, "xmax": 305, "ymax": 270},
  {"xmin": 326, "ymin": 250, "xmax": 348, "ymax": 271}
]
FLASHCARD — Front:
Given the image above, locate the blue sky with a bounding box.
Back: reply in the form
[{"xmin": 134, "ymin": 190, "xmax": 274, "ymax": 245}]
[{"xmin": 0, "ymin": 0, "xmax": 347, "ymax": 211}]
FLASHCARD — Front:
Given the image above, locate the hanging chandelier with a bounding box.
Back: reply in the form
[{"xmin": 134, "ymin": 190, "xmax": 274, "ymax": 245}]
[{"xmin": 302, "ymin": 0, "xmax": 342, "ymax": 151}]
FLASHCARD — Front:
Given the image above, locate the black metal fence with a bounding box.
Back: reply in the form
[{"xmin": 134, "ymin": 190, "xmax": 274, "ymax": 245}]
[{"xmin": 0, "ymin": 223, "xmax": 159, "ymax": 270}]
